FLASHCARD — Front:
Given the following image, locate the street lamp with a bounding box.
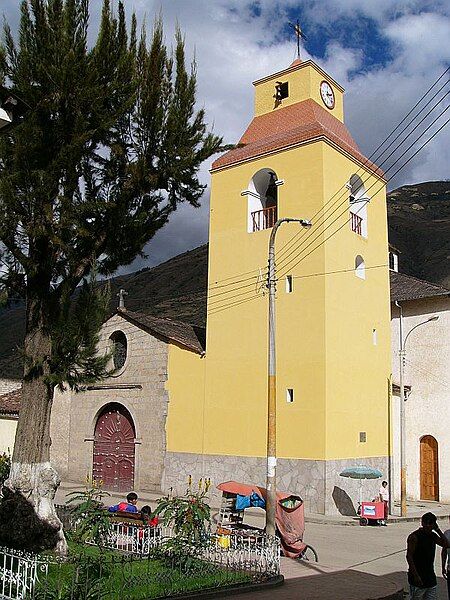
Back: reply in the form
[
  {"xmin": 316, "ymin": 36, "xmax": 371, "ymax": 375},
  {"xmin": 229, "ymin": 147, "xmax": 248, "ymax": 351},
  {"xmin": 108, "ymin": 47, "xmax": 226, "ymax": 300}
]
[
  {"xmin": 265, "ymin": 217, "xmax": 311, "ymax": 536},
  {"xmin": 0, "ymin": 105, "xmax": 12, "ymax": 129},
  {"xmin": 0, "ymin": 88, "xmax": 28, "ymax": 131},
  {"xmin": 395, "ymin": 301, "xmax": 439, "ymax": 517}
]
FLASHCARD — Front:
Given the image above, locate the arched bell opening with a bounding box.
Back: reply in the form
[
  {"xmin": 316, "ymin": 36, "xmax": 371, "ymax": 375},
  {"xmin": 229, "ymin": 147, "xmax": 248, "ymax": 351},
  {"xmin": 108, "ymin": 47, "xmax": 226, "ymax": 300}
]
[
  {"xmin": 246, "ymin": 168, "xmax": 279, "ymax": 232},
  {"xmin": 348, "ymin": 174, "xmax": 369, "ymax": 238}
]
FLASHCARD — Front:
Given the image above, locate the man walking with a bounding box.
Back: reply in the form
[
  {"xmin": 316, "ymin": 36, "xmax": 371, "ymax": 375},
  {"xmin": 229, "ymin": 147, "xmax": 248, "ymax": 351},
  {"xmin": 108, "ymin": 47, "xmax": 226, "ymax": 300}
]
[{"xmin": 407, "ymin": 512, "xmax": 448, "ymax": 599}]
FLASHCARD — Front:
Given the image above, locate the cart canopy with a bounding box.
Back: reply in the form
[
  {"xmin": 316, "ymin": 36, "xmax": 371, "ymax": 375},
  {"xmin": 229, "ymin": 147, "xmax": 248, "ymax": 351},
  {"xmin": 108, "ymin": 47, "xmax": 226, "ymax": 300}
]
[{"xmin": 217, "ymin": 480, "xmax": 306, "ymax": 558}]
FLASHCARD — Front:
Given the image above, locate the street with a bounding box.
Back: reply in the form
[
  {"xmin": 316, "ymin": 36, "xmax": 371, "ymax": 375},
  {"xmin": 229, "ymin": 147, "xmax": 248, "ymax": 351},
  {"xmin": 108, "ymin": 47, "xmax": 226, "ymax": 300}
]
[
  {"xmin": 235, "ymin": 519, "xmax": 450, "ymax": 599},
  {"xmin": 308, "ymin": 520, "xmax": 448, "ymax": 597}
]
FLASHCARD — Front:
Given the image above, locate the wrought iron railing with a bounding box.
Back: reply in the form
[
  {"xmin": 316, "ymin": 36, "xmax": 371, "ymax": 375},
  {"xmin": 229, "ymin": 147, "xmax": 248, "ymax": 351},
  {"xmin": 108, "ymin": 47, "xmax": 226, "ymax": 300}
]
[
  {"xmin": 350, "ymin": 212, "xmax": 362, "ymax": 235},
  {"xmin": 251, "ymin": 206, "xmax": 277, "ymax": 232},
  {"xmin": 0, "ymin": 546, "xmax": 47, "ymax": 600},
  {"xmin": 99, "ymin": 521, "xmax": 280, "ymax": 575}
]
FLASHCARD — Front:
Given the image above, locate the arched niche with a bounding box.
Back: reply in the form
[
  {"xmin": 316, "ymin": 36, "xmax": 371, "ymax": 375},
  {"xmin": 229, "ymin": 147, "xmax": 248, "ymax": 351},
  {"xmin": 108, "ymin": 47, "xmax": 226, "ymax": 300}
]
[{"xmin": 355, "ymin": 255, "xmax": 365, "ymax": 279}]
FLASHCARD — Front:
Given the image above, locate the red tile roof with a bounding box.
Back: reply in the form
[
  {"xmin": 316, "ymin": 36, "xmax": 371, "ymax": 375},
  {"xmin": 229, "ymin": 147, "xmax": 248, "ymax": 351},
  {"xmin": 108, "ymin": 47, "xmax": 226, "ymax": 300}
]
[
  {"xmin": 0, "ymin": 388, "xmax": 21, "ymax": 417},
  {"xmin": 211, "ymin": 98, "xmax": 384, "ymax": 177}
]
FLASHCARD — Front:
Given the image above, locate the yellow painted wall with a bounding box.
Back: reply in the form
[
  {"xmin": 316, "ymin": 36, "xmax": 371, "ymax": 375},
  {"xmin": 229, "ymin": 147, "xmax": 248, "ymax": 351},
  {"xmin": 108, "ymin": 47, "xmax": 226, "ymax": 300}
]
[
  {"xmin": 166, "ymin": 344, "xmax": 206, "ymax": 454},
  {"xmin": 321, "ymin": 145, "xmax": 391, "ymax": 460},
  {"xmin": 254, "ymin": 61, "xmax": 344, "ymax": 121},
  {"xmin": 0, "ymin": 417, "xmax": 16, "ymax": 454},
  {"xmin": 167, "ymin": 142, "xmax": 390, "ymax": 463},
  {"xmin": 166, "ymin": 60, "xmax": 390, "ymax": 466}
]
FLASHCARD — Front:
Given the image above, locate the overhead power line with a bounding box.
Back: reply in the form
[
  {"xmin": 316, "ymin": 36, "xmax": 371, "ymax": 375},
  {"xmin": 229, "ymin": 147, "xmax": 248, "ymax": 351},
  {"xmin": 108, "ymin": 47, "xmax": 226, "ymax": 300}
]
[
  {"xmin": 207, "ymin": 66, "xmax": 449, "ymax": 295},
  {"xmin": 206, "ymin": 67, "xmax": 449, "ymax": 311}
]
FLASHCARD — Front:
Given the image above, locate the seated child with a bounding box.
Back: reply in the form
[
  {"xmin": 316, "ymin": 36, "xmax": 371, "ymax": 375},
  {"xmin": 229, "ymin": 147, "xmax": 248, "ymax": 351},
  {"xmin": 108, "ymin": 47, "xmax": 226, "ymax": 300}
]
[
  {"xmin": 140, "ymin": 505, "xmax": 159, "ymax": 527},
  {"xmin": 108, "ymin": 492, "xmax": 139, "ymax": 513}
]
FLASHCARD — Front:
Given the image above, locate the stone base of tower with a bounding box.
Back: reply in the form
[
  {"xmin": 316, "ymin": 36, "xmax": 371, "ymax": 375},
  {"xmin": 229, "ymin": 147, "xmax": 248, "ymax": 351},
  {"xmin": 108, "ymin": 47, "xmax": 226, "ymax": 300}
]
[{"xmin": 163, "ymin": 452, "xmax": 388, "ymax": 516}]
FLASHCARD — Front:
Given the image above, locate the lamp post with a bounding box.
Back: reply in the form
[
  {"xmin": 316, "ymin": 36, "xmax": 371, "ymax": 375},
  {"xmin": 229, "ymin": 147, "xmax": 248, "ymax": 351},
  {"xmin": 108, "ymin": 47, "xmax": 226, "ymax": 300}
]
[
  {"xmin": 0, "ymin": 88, "xmax": 28, "ymax": 131},
  {"xmin": 395, "ymin": 301, "xmax": 439, "ymax": 517},
  {"xmin": 265, "ymin": 217, "xmax": 311, "ymax": 536}
]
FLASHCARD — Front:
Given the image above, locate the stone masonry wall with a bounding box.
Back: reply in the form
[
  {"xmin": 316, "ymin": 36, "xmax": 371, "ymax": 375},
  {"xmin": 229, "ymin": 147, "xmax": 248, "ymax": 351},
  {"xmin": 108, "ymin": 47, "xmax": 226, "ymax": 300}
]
[
  {"xmin": 164, "ymin": 451, "xmax": 388, "ymax": 515},
  {"xmin": 50, "ymin": 313, "xmax": 169, "ymax": 493}
]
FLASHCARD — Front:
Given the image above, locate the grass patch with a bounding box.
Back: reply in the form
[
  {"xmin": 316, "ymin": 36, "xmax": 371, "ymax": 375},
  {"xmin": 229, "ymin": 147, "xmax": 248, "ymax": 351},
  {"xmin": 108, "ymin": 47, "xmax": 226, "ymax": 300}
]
[{"xmin": 36, "ymin": 542, "xmax": 253, "ymax": 599}]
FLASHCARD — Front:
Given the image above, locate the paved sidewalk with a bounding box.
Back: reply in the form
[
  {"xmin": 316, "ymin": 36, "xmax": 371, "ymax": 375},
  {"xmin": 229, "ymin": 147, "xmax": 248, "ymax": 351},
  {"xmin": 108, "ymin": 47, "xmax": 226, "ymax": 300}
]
[
  {"xmin": 232, "ymin": 558, "xmax": 403, "ymax": 600},
  {"xmin": 305, "ymin": 500, "xmax": 450, "ymax": 526},
  {"xmin": 56, "ymin": 481, "xmax": 450, "ymax": 527}
]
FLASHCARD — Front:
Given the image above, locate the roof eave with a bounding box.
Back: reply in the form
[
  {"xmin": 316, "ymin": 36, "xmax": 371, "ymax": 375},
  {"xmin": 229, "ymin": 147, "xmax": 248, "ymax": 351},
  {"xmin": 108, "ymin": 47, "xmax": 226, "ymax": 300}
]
[
  {"xmin": 211, "ymin": 135, "xmax": 385, "ymax": 181},
  {"xmin": 115, "ymin": 310, "xmax": 204, "ymax": 355},
  {"xmin": 252, "ymin": 59, "xmax": 345, "ymax": 93}
]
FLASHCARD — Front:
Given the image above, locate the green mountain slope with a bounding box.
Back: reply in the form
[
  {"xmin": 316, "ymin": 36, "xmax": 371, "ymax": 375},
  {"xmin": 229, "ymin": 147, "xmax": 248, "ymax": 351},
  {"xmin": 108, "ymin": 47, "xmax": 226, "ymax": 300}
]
[{"xmin": 1, "ymin": 180, "xmax": 449, "ymax": 381}]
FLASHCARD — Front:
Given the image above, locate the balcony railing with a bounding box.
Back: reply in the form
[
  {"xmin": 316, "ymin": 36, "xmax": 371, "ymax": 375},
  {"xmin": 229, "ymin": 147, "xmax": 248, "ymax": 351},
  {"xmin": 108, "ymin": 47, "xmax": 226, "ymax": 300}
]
[
  {"xmin": 350, "ymin": 212, "xmax": 362, "ymax": 235},
  {"xmin": 251, "ymin": 206, "xmax": 277, "ymax": 232}
]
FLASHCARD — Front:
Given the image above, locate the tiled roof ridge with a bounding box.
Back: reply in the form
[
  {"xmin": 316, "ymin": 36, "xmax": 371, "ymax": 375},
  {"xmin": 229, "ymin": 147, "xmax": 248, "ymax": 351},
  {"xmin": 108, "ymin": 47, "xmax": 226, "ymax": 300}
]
[
  {"xmin": 212, "ymin": 99, "xmax": 383, "ymax": 176},
  {"xmin": 394, "ymin": 270, "xmax": 449, "ymax": 294},
  {"xmin": 124, "ymin": 309, "xmax": 205, "ymax": 331}
]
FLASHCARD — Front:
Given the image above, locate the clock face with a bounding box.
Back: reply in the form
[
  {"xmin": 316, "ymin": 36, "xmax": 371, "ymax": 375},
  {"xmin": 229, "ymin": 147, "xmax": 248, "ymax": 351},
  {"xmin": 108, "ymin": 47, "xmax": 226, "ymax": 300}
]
[{"xmin": 320, "ymin": 81, "xmax": 335, "ymax": 109}]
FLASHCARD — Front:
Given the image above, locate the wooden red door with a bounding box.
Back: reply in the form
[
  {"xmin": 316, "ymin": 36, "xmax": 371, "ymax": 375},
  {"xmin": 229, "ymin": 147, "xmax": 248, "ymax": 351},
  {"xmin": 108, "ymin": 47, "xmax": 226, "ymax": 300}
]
[
  {"xmin": 420, "ymin": 436, "xmax": 439, "ymax": 501},
  {"xmin": 93, "ymin": 404, "xmax": 135, "ymax": 493}
]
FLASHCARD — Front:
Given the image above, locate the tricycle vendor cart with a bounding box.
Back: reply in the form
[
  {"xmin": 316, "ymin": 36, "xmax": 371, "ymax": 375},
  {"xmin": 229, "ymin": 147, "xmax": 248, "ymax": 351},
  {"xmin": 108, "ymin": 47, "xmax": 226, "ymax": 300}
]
[
  {"xmin": 359, "ymin": 501, "xmax": 386, "ymax": 526},
  {"xmin": 216, "ymin": 480, "xmax": 318, "ymax": 562}
]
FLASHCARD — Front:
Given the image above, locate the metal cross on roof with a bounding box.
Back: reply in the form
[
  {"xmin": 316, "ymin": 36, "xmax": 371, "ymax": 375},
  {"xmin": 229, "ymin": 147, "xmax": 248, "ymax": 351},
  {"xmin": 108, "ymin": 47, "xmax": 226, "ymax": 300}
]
[{"xmin": 288, "ymin": 19, "xmax": 307, "ymax": 60}]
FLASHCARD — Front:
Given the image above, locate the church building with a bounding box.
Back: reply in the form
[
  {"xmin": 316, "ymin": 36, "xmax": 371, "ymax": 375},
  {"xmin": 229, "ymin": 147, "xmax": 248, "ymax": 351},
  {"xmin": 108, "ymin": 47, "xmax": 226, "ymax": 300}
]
[{"xmin": 48, "ymin": 57, "xmax": 391, "ymax": 514}]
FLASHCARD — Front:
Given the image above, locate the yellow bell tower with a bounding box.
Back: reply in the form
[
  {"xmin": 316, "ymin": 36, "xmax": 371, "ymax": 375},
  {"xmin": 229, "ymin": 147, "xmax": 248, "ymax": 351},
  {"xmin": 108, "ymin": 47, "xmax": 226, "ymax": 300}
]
[{"xmin": 168, "ymin": 58, "xmax": 391, "ymax": 515}]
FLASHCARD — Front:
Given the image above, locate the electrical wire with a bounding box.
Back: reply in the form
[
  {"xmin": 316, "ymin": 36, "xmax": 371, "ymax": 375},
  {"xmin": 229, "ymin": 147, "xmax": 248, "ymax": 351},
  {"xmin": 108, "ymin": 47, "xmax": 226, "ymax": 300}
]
[
  {"xmin": 276, "ymin": 91, "xmax": 450, "ymax": 274},
  {"xmin": 207, "ymin": 66, "xmax": 449, "ymax": 294},
  {"xmin": 277, "ymin": 108, "xmax": 450, "ymax": 280},
  {"xmin": 403, "ymin": 358, "xmax": 450, "ymax": 391},
  {"xmin": 274, "ymin": 67, "xmax": 450, "ymax": 264}
]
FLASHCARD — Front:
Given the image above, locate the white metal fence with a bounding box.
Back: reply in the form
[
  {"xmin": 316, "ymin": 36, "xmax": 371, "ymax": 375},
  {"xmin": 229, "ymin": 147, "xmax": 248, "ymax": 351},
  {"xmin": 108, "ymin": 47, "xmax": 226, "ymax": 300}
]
[
  {"xmin": 100, "ymin": 521, "xmax": 280, "ymax": 575},
  {"xmin": 0, "ymin": 522, "xmax": 280, "ymax": 599},
  {"xmin": 0, "ymin": 546, "xmax": 47, "ymax": 600}
]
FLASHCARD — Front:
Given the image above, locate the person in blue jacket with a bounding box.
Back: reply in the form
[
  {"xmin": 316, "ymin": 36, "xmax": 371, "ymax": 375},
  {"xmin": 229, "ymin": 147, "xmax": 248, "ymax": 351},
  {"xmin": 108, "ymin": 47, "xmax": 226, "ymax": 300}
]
[{"xmin": 108, "ymin": 492, "xmax": 138, "ymax": 513}]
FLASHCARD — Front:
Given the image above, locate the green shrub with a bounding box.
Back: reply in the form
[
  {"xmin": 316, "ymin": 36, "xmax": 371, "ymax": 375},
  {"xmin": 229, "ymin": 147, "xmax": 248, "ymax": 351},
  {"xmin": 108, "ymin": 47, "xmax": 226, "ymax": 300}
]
[
  {"xmin": 154, "ymin": 477, "xmax": 212, "ymax": 570},
  {"xmin": 65, "ymin": 476, "xmax": 111, "ymax": 546}
]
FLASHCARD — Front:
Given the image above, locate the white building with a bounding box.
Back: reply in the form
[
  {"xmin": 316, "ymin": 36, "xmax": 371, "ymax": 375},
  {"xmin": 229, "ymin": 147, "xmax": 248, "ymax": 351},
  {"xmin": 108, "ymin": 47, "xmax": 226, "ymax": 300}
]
[{"xmin": 390, "ymin": 269, "xmax": 450, "ymax": 503}]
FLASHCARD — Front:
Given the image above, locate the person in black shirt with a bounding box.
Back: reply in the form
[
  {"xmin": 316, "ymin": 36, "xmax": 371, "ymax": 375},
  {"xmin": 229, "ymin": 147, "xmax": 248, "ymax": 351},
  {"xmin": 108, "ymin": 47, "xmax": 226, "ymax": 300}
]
[{"xmin": 407, "ymin": 512, "xmax": 448, "ymax": 600}]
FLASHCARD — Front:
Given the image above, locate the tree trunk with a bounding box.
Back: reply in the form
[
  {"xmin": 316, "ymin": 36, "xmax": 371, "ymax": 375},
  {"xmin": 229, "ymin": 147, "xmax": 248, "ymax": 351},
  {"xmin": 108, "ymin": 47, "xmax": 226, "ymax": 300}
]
[{"xmin": 1, "ymin": 288, "xmax": 67, "ymax": 555}]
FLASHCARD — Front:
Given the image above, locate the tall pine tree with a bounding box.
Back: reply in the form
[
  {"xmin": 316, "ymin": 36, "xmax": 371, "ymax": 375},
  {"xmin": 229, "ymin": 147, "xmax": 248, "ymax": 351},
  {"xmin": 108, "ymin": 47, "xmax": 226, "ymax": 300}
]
[{"xmin": 0, "ymin": 0, "xmax": 222, "ymax": 553}]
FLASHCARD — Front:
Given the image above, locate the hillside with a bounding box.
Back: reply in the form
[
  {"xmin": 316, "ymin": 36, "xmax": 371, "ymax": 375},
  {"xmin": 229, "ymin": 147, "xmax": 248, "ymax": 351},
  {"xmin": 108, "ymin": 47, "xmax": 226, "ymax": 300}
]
[
  {"xmin": 387, "ymin": 181, "xmax": 450, "ymax": 287},
  {"xmin": 1, "ymin": 180, "xmax": 449, "ymax": 380}
]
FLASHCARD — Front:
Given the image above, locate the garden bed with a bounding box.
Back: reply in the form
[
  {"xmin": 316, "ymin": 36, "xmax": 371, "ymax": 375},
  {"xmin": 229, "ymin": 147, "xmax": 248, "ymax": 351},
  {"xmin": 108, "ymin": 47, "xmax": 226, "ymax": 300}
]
[{"xmin": 35, "ymin": 542, "xmax": 256, "ymax": 599}]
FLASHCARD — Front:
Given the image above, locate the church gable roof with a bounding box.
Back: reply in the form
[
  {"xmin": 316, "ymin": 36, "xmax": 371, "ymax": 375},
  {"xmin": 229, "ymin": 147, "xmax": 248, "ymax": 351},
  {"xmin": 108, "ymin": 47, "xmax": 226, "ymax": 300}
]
[
  {"xmin": 116, "ymin": 310, "xmax": 206, "ymax": 355},
  {"xmin": 211, "ymin": 98, "xmax": 384, "ymax": 176}
]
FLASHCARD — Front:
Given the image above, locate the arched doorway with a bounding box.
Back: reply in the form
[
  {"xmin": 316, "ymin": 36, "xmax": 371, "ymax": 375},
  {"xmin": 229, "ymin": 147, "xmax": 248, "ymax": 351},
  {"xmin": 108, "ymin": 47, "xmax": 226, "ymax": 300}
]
[
  {"xmin": 93, "ymin": 404, "xmax": 135, "ymax": 493},
  {"xmin": 420, "ymin": 435, "xmax": 439, "ymax": 501}
]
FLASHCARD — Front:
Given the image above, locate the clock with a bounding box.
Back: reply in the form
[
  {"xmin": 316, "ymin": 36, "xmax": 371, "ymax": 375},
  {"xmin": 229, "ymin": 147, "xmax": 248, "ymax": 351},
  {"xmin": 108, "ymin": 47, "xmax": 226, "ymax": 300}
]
[{"xmin": 320, "ymin": 80, "xmax": 335, "ymax": 109}]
